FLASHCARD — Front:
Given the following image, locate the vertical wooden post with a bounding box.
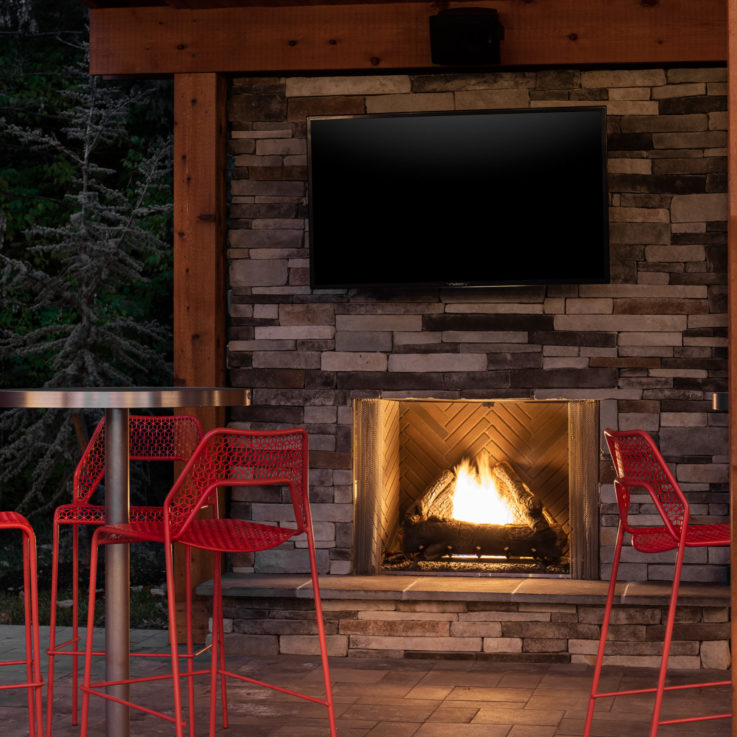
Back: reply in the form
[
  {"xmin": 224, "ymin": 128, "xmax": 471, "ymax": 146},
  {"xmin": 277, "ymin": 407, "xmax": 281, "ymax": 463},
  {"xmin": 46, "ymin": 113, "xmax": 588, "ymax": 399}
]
[
  {"xmin": 173, "ymin": 72, "xmax": 227, "ymax": 415},
  {"xmin": 172, "ymin": 72, "xmax": 227, "ymax": 640},
  {"xmin": 728, "ymin": 1, "xmax": 737, "ymax": 728}
]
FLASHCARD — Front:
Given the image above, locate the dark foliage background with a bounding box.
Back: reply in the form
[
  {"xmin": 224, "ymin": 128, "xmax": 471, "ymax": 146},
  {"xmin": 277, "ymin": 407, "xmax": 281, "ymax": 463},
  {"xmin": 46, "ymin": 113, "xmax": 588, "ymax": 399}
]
[{"xmin": 0, "ymin": 0, "xmax": 175, "ymax": 519}]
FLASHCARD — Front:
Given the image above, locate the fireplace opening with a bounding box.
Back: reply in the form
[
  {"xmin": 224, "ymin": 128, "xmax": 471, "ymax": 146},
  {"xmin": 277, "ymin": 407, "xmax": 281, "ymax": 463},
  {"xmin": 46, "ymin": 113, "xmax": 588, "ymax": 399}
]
[{"xmin": 353, "ymin": 398, "xmax": 600, "ymax": 579}]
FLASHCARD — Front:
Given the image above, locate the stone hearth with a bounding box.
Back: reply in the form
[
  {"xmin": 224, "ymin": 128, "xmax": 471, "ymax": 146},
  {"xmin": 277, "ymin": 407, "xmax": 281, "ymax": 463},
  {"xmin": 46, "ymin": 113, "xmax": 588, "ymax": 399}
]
[{"xmin": 198, "ymin": 575, "xmax": 731, "ymax": 670}]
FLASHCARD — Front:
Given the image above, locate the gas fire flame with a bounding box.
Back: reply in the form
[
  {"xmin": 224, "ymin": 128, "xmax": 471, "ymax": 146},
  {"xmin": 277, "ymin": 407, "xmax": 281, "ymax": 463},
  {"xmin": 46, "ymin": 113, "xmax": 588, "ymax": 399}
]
[{"xmin": 451, "ymin": 457, "xmax": 517, "ymax": 526}]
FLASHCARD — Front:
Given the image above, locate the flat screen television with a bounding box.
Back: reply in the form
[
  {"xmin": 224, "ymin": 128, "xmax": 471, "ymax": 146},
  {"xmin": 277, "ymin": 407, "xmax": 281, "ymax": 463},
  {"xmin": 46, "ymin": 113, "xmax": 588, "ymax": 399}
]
[{"xmin": 307, "ymin": 106, "xmax": 609, "ymax": 289}]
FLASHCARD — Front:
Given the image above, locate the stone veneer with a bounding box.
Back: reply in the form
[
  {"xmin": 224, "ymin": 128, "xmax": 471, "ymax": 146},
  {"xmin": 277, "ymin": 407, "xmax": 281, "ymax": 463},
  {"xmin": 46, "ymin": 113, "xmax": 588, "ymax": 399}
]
[
  {"xmin": 197, "ymin": 575, "xmax": 731, "ymax": 670},
  {"xmin": 225, "ymin": 66, "xmax": 729, "ymax": 585}
]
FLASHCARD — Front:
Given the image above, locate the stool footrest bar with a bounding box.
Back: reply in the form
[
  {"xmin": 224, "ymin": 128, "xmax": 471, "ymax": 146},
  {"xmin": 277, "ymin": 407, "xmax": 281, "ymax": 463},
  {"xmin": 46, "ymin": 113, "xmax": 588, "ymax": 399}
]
[
  {"xmin": 81, "ymin": 686, "xmax": 182, "ymax": 724},
  {"xmin": 659, "ymin": 712, "xmax": 731, "ymax": 725},
  {"xmin": 592, "ymin": 679, "xmax": 731, "ymax": 700},
  {"xmin": 221, "ymin": 668, "xmax": 330, "ymax": 706},
  {"xmin": 0, "ymin": 679, "xmax": 44, "ymax": 691}
]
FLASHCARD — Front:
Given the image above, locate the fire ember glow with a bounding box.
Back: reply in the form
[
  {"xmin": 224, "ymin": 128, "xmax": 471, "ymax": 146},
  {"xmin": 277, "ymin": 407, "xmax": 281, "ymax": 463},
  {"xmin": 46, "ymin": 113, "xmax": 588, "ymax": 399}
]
[
  {"xmin": 451, "ymin": 457, "xmax": 517, "ymax": 526},
  {"xmin": 397, "ymin": 454, "xmax": 567, "ymax": 570}
]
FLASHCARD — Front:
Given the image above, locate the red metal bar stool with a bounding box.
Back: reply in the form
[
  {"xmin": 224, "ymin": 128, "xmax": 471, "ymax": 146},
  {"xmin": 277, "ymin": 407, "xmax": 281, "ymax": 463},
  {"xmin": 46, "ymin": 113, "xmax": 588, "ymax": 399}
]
[
  {"xmin": 584, "ymin": 428, "xmax": 731, "ymax": 737},
  {"xmin": 46, "ymin": 414, "xmax": 203, "ymax": 737},
  {"xmin": 0, "ymin": 511, "xmax": 44, "ymax": 737},
  {"xmin": 80, "ymin": 427, "xmax": 337, "ymax": 737}
]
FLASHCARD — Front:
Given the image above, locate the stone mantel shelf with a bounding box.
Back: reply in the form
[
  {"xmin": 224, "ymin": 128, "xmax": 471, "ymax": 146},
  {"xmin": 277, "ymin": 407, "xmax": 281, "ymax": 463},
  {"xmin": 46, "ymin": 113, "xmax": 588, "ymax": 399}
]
[{"xmin": 198, "ymin": 574, "xmax": 729, "ymax": 608}]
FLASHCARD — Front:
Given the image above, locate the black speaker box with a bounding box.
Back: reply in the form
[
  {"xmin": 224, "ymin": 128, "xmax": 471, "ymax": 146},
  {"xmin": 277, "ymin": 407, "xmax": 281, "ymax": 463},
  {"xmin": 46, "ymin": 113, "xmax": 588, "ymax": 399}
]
[{"xmin": 429, "ymin": 8, "xmax": 504, "ymax": 66}]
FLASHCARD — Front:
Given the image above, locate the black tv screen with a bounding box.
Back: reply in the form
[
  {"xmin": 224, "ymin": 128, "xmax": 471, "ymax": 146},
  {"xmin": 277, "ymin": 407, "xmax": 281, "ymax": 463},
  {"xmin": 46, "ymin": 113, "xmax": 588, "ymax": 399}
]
[{"xmin": 307, "ymin": 106, "xmax": 609, "ymax": 289}]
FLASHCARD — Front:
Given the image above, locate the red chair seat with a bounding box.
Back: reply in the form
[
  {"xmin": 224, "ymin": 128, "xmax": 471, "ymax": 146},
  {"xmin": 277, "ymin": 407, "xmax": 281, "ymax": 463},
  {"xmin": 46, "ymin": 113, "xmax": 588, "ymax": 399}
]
[
  {"xmin": 180, "ymin": 519, "xmax": 299, "ymax": 552},
  {"xmin": 0, "ymin": 510, "xmax": 34, "ymax": 528},
  {"xmin": 632, "ymin": 522, "xmax": 730, "ymax": 553},
  {"xmin": 98, "ymin": 519, "xmax": 299, "ymax": 552},
  {"xmin": 96, "ymin": 520, "xmax": 166, "ymax": 543}
]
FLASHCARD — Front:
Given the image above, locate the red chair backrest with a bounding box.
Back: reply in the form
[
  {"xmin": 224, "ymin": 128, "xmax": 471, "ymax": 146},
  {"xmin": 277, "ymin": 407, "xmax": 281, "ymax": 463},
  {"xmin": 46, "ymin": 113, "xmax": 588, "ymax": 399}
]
[
  {"xmin": 73, "ymin": 415, "xmax": 204, "ymax": 504},
  {"xmin": 164, "ymin": 427, "xmax": 309, "ymax": 538},
  {"xmin": 603, "ymin": 428, "xmax": 688, "ymax": 537}
]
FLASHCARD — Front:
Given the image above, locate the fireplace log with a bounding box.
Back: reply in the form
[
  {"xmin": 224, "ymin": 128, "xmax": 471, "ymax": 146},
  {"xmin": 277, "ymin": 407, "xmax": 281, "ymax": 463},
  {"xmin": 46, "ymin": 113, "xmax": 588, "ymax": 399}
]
[
  {"xmin": 409, "ymin": 457, "xmax": 553, "ymax": 532},
  {"xmin": 490, "ymin": 461, "xmax": 551, "ymax": 532},
  {"xmin": 403, "ymin": 516, "xmax": 565, "ymax": 563},
  {"xmin": 409, "ymin": 468, "xmax": 455, "ymax": 519}
]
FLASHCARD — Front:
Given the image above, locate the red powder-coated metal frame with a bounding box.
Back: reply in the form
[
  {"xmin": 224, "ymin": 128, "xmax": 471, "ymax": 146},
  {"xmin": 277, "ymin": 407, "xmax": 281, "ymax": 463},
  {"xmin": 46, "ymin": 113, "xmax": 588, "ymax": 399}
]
[
  {"xmin": 584, "ymin": 428, "xmax": 731, "ymax": 737},
  {"xmin": 79, "ymin": 427, "xmax": 337, "ymax": 737},
  {"xmin": 46, "ymin": 414, "xmax": 203, "ymax": 737},
  {"xmin": 0, "ymin": 511, "xmax": 44, "ymax": 737}
]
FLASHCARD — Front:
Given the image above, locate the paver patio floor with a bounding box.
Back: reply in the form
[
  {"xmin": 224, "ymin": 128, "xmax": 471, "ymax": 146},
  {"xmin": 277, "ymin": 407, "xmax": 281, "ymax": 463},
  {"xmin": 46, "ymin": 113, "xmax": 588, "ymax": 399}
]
[{"xmin": 2, "ymin": 626, "xmax": 731, "ymax": 736}]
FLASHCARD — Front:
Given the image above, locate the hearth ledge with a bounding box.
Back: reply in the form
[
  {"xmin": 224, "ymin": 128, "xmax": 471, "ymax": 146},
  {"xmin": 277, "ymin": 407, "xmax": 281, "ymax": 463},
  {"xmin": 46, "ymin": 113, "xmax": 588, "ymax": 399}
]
[{"xmin": 198, "ymin": 574, "xmax": 728, "ymax": 607}]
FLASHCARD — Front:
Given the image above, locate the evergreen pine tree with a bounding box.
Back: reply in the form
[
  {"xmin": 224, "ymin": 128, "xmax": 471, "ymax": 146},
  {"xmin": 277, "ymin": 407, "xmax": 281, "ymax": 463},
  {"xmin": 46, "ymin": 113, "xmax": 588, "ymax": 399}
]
[{"xmin": 0, "ymin": 3, "xmax": 174, "ymax": 515}]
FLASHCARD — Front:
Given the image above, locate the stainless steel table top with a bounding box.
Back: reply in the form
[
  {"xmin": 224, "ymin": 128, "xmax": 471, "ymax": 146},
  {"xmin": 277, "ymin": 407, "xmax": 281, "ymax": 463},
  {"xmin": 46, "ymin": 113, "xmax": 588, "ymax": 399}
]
[{"xmin": 0, "ymin": 386, "xmax": 250, "ymax": 409}]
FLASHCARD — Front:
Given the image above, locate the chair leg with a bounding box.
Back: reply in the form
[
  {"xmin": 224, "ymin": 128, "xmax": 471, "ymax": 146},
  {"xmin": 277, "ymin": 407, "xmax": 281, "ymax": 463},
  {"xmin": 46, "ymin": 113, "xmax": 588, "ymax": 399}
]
[
  {"xmin": 48, "ymin": 522, "xmax": 99, "ymax": 735},
  {"xmin": 305, "ymin": 530, "xmax": 337, "ymax": 737},
  {"xmin": 184, "ymin": 546, "xmax": 196, "ymax": 737},
  {"xmin": 204, "ymin": 551, "xmax": 229, "ymax": 731},
  {"xmin": 217, "ymin": 589, "xmax": 228, "ymax": 730},
  {"xmin": 209, "ymin": 553, "xmax": 222, "ymax": 737},
  {"xmin": 649, "ymin": 541, "xmax": 687, "ymax": 737},
  {"xmin": 28, "ymin": 527, "xmax": 44, "ymax": 737},
  {"xmin": 22, "ymin": 526, "xmax": 43, "ymax": 737},
  {"xmin": 584, "ymin": 521, "xmax": 625, "ymax": 737},
  {"xmin": 80, "ymin": 531, "xmax": 101, "ymax": 737},
  {"xmin": 46, "ymin": 521, "xmax": 61, "ymax": 737},
  {"xmin": 211, "ymin": 491, "xmax": 228, "ymax": 728},
  {"xmin": 72, "ymin": 524, "xmax": 79, "ymax": 725},
  {"xmin": 23, "ymin": 531, "xmax": 35, "ymax": 737},
  {"xmin": 164, "ymin": 541, "xmax": 185, "ymax": 737}
]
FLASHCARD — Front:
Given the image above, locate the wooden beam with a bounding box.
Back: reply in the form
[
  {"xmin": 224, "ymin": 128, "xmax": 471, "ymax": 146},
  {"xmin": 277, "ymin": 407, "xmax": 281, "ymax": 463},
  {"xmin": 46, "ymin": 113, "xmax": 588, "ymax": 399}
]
[
  {"xmin": 728, "ymin": 0, "xmax": 737, "ymax": 725},
  {"xmin": 89, "ymin": 0, "xmax": 726, "ymax": 76},
  {"xmin": 173, "ymin": 72, "xmax": 227, "ymax": 431},
  {"xmin": 172, "ymin": 72, "xmax": 227, "ymax": 639}
]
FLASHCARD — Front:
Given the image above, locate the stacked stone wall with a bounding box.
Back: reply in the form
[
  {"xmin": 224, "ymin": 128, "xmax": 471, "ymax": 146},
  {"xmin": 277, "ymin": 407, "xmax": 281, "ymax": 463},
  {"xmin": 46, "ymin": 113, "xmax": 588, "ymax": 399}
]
[
  {"xmin": 220, "ymin": 594, "xmax": 731, "ymax": 670},
  {"xmin": 226, "ymin": 66, "xmax": 729, "ymax": 583}
]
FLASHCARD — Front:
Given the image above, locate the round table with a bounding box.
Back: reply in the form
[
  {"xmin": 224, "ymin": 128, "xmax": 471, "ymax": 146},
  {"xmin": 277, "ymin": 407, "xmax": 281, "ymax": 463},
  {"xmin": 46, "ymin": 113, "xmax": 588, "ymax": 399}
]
[{"xmin": 0, "ymin": 387, "xmax": 250, "ymax": 737}]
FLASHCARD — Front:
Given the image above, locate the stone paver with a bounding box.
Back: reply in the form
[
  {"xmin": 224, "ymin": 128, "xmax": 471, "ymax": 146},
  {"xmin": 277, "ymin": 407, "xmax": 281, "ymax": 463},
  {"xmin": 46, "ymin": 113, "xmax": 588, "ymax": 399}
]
[{"xmin": 2, "ymin": 626, "xmax": 731, "ymax": 736}]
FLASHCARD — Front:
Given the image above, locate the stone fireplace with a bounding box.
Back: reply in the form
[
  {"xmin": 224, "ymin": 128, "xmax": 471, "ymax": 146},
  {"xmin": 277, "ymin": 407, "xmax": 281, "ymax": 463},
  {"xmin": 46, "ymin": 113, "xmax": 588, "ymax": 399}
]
[
  {"xmin": 353, "ymin": 397, "xmax": 599, "ymax": 578},
  {"xmin": 217, "ymin": 64, "xmax": 730, "ymax": 666},
  {"xmin": 226, "ymin": 63, "xmax": 729, "ymax": 588}
]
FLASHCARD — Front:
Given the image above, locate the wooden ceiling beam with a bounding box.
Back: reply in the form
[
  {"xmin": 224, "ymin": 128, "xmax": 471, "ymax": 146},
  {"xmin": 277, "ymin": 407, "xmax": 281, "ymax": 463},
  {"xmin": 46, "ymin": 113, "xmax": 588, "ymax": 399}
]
[{"xmin": 89, "ymin": 0, "xmax": 727, "ymax": 76}]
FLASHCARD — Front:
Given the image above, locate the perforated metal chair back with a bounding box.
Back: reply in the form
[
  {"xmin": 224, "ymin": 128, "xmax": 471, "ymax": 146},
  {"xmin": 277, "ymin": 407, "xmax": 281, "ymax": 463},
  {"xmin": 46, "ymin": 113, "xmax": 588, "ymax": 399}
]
[
  {"xmin": 73, "ymin": 414, "xmax": 204, "ymax": 504},
  {"xmin": 603, "ymin": 428, "xmax": 687, "ymax": 541},
  {"xmin": 164, "ymin": 427, "xmax": 308, "ymax": 538}
]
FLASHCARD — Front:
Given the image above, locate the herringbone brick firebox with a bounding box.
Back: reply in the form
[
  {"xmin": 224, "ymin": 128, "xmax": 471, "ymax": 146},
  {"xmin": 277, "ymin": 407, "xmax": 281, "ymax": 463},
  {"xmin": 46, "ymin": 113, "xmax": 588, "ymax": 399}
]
[{"xmin": 352, "ymin": 397, "xmax": 599, "ymax": 578}]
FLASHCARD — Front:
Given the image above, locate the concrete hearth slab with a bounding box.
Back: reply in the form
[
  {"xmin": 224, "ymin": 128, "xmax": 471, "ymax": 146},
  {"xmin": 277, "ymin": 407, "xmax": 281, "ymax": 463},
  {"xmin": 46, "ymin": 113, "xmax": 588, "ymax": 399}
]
[
  {"xmin": 205, "ymin": 574, "xmax": 728, "ymax": 607},
  {"xmin": 622, "ymin": 581, "xmax": 729, "ymax": 607}
]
